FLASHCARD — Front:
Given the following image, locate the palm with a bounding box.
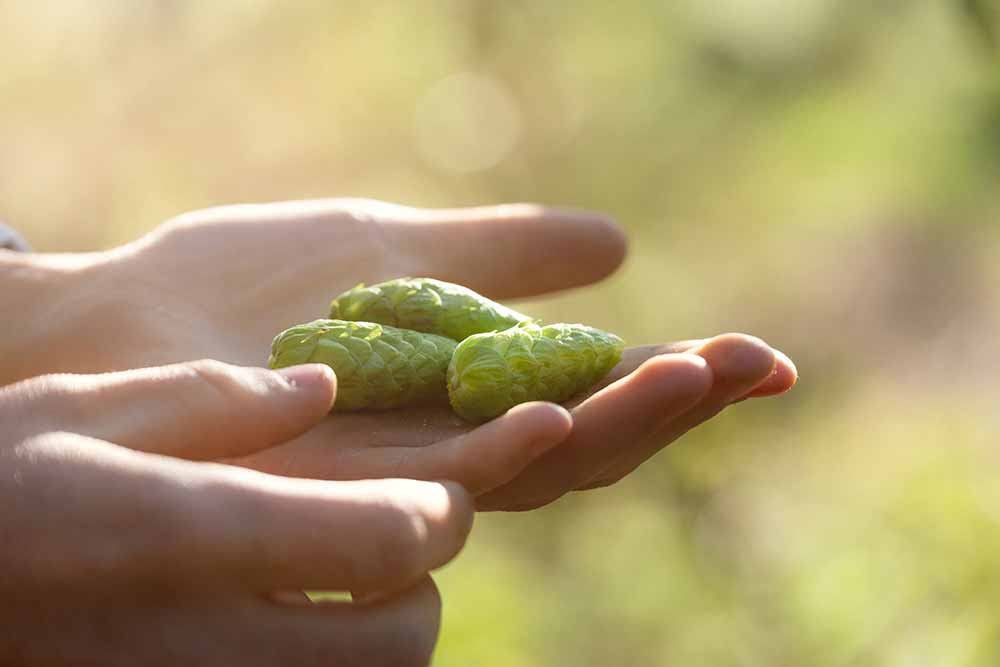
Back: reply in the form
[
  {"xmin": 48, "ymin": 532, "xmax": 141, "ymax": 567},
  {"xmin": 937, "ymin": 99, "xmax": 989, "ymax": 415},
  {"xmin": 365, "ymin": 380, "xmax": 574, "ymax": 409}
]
[{"xmin": 101, "ymin": 199, "xmax": 796, "ymax": 510}]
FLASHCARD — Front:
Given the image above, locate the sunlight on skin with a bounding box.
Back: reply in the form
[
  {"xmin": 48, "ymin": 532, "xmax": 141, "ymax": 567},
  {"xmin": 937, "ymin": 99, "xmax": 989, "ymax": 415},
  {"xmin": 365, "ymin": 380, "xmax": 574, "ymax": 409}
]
[
  {"xmin": 1, "ymin": 199, "xmax": 798, "ymax": 512},
  {"xmin": 233, "ymin": 333, "xmax": 797, "ymax": 510}
]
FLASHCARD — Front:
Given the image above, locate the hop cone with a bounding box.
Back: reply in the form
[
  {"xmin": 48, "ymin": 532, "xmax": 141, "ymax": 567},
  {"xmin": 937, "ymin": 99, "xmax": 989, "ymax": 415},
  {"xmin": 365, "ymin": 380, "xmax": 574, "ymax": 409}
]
[
  {"xmin": 447, "ymin": 323, "xmax": 625, "ymax": 422},
  {"xmin": 329, "ymin": 277, "xmax": 532, "ymax": 341},
  {"xmin": 269, "ymin": 319, "xmax": 457, "ymax": 411}
]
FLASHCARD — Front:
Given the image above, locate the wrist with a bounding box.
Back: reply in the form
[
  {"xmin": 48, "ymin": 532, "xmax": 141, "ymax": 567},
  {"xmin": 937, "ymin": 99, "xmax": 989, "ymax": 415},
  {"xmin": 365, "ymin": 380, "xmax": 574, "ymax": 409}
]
[{"xmin": 0, "ymin": 250, "xmax": 111, "ymax": 384}]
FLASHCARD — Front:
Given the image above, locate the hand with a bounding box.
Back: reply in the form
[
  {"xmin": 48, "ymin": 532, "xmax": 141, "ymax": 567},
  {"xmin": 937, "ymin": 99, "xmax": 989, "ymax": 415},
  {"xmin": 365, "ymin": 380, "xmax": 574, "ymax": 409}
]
[
  {"xmin": 237, "ymin": 333, "xmax": 796, "ymax": 510},
  {"xmin": 0, "ymin": 360, "xmax": 472, "ymax": 665},
  {"xmin": 3, "ymin": 199, "xmax": 797, "ymax": 510}
]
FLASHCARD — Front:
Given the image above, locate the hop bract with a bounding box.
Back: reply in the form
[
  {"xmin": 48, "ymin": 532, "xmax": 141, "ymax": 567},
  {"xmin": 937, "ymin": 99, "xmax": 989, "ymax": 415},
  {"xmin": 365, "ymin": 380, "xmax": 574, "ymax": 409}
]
[
  {"xmin": 268, "ymin": 319, "xmax": 456, "ymax": 411},
  {"xmin": 446, "ymin": 323, "xmax": 625, "ymax": 422},
  {"xmin": 329, "ymin": 277, "xmax": 533, "ymax": 341},
  {"xmin": 273, "ymin": 279, "xmax": 625, "ymax": 419}
]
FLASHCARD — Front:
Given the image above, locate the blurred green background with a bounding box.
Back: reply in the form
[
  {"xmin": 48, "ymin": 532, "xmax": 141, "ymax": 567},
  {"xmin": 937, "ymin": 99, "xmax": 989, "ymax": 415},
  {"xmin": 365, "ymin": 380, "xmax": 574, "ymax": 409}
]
[{"xmin": 4, "ymin": 1, "xmax": 1000, "ymax": 664}]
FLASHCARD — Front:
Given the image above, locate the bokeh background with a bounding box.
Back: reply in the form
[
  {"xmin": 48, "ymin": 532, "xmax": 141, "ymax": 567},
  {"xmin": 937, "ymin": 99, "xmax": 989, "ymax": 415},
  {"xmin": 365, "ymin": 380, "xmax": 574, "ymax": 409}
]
[{"xmin": 4, "ymin": 1, "xmax": 1000, "ymax": 664}]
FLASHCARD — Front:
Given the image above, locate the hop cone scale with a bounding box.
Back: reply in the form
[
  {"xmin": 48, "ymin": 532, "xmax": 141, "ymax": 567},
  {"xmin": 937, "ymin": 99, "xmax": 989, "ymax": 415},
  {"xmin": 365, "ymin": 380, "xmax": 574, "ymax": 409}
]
[
  {"xmin": 447, "ymin": 323, "xmax": 625, "ymax": 422},
  {"xmin": 329, "ymin": 277, "xmax": 532, "ymax": 341},
  {"xmin": 268, "ymin": 319, "xmax": 457, "ymax": 411}
]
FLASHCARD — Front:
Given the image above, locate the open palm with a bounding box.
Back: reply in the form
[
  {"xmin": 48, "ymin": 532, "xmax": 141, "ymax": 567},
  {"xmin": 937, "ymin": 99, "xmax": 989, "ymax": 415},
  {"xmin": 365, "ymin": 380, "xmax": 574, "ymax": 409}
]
[{"xmin": 61, "ymin": 199, "xmax": 797, "ymax": 510}]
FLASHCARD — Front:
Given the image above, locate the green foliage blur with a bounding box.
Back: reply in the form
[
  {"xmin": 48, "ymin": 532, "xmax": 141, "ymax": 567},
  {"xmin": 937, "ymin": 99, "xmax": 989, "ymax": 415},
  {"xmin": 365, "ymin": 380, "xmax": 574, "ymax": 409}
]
[{"xmin": 4, "ymin": 2, "xmax": 999, "ymax": 664}]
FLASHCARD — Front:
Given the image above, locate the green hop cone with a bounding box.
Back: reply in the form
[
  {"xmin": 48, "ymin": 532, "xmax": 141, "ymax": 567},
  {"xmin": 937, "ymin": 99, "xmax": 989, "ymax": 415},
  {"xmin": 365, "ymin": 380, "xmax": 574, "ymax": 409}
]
[
  {"xmin": 268, "ymin": 319, "xmax": 457, "ymax": 411},
  {"xmin": 447, "ymin": 322, "xmax": 625, "ymax": 422},
  {"xmin": 329, "ymin": 277, "xmax": 533, "ymax": 341}
]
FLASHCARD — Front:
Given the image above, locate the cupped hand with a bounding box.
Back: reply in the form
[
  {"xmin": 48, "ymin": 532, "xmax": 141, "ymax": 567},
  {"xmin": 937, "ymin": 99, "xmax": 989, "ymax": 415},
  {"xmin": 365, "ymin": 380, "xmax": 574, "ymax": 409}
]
[
  {"xmin": 0, "ymin": 360, "xmax": 473, "ymax": 665},
  {"xmin": 36, "ymin": 199, "xmax": 797, "ymax": 510},
  {"xmin": 236, "ymin": 332, "xmax": 796, "ymax": 510}
]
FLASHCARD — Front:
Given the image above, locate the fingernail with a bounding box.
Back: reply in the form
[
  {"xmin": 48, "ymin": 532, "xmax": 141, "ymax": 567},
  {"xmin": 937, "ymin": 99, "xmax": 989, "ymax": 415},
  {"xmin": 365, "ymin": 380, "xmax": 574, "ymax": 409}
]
[
  {"xmin": 774, "ymin": 349, "xmax": 798, "ymax": 383},
  {"xmin": 275, "ymin": 364, "xmax": 336, "ymax": 391}
]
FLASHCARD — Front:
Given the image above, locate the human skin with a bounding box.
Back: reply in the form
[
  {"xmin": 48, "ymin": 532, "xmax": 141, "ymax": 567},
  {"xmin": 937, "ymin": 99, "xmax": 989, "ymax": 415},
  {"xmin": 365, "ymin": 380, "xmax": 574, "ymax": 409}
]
[
  {"xmin": 0, "ymin": 360, "xmax": 473, "ymax": 666},
  {"xmin": 0, "ymin": 199, "xmax": 797, "ymax": 510}
]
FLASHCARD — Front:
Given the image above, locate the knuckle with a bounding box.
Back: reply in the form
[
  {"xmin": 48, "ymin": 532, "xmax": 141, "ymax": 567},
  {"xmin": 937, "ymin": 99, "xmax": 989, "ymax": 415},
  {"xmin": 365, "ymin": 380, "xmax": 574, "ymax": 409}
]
[
  {"xmin": 363, "ymin": 496, "xmax": 431, "ymax": 586},
  {"xmin": 382, "ymin": 504, "xmax": 429, "ymax": 575},
  {"xmin": 183, "ymin": 359, "xmax": 259, "ymax": 405},
  {"xmin": 185, "ymin": 358, "xmax": 241, "ymax": 387},
  {"xmin": 181, "ymin": 360, "xmax": 301, "ymax": 442},
  {"xmin": 438, "ymin": 481, "xmax": 474, "ymax": 554}
]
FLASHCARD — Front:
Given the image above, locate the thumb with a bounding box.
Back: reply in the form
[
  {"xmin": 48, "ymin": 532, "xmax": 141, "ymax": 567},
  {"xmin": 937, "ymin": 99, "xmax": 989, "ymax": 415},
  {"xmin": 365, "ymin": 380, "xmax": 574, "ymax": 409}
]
[{"xmin": 2, "ymin": 360, "xmax": 336, "ymax": 460}]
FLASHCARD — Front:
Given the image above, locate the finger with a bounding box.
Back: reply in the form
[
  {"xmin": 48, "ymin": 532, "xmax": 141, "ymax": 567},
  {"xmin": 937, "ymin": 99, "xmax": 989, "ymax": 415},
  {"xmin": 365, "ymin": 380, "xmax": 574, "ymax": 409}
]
[
  {"xmin": 3, "ymin": 360, "xmax": 336, "ymax": 459},
  {"xmin": 595, "ymin": 339, "xmax": 795, "ymax": 395},
  {"xmin": 66, "ymin": 579, "xmax": 440, "ymax": 667},
  {"xmin": 475, "ymin": 353, "xmax": 714, "ymax": 511},
  {"xmin": 743, "ymin": 348, "xmax": 798, "ymax": 398},
  {"xmin": 15, "ymin": 433, "xmax": 472, "ymax": 596},
  {"xmin": 235, "ymin": 402, "xmax": 573, "ymax": 496},
  {"xmin": 270, "ymin": 590, "xmax": 313, "ymax": 605},
  {"xmin": 248, "ymin": 576, "xmax": 442, "ymax": 667},
  {"xmin": 682, "ymin": 333, "xmax": 779, "ymax": 415},
  {"xmin": 193, "ymin": 474, "xmax": 474, "ymax": 596},
  {"xmin": 595, "ymin": 340, "xmax": 706, "ymax": 386},
  {"xmin": 377, "ymin": 202, "xmax": 627, "ymax": 299},
  {"xmin": 582, "ymin": 334, "xmax": 779, "ymax": 489}
]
